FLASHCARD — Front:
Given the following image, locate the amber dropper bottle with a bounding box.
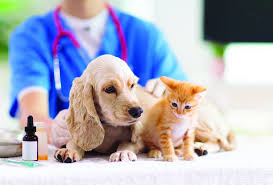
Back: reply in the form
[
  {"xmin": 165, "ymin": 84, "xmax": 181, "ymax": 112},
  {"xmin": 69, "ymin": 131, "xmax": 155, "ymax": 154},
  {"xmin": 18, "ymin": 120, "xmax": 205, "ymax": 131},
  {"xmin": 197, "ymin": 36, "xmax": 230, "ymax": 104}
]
[{"xmin": 22, "ymin": 115, "xmax": 38, "ymax": 161}]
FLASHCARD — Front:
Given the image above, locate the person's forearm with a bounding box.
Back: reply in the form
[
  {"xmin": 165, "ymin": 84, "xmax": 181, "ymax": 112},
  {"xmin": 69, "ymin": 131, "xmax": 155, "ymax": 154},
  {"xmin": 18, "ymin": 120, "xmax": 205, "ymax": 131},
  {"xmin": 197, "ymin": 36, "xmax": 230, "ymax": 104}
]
[
  {"xmin": 19, "ymin": 91, "xmax": 52, "ymax": 143},
  {"xmin": 19, "ymin": 91, "xmax": 49, "ymax": 126}
]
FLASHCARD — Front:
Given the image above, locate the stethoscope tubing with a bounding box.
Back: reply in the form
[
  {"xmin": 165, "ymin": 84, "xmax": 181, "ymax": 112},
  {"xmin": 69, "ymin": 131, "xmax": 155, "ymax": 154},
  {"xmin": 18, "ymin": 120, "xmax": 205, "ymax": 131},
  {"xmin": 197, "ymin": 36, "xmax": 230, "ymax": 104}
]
[{"xmin": 52, "ymin": 4, "xmax": 127, "ymax": 102}]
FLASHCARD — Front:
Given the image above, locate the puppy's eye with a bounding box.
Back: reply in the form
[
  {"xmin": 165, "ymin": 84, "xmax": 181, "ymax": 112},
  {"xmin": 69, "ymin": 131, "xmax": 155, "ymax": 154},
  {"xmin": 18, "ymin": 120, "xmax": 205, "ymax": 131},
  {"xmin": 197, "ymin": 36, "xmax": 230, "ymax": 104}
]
[
  {"xmin": 131, "ymin": 84, "xmax": 135, "ymax": 89},
  {"xmin": 172, "ymin": 103, "xmax": 177, "ymax": 107},
  {"xmin": 185, "ymin": 105, "xmax": 191, "ymax": 110},
  {"xmin": 105, "ymin": 86, "xmax": 116, "ymax": 93}
]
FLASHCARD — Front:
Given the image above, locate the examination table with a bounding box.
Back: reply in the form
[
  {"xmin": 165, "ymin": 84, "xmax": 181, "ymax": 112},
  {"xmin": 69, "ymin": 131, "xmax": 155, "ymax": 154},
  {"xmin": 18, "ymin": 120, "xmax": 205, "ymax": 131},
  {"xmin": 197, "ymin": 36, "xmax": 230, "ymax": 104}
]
[{"xmin": 0, "ymin": 136, "xmax": 273, "ymax": 185}]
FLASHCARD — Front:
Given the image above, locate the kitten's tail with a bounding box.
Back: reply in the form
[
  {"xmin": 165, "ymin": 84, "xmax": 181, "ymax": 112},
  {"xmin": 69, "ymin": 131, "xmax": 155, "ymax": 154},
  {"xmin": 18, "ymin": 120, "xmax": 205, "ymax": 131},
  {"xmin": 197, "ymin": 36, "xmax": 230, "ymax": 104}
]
[{"xmin": 219, "ymin": 129, "xmax": 237, "ymax": 151}]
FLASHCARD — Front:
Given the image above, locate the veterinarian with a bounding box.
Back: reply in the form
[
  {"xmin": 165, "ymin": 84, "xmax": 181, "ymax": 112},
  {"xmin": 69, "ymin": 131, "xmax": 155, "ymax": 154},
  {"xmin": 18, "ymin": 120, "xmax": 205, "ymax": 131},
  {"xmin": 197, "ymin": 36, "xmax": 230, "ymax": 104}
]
[{"xmin": 9, "ymin": 0, "xmax": 187, "ymax": 139}]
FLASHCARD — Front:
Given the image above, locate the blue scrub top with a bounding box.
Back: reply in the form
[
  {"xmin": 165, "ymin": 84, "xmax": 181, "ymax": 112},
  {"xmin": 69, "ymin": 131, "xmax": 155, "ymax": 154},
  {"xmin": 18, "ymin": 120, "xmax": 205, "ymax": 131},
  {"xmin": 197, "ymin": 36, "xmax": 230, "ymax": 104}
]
[{"xmin": 9, "ymin": 7, "xmax": 187, "ymax": 118}]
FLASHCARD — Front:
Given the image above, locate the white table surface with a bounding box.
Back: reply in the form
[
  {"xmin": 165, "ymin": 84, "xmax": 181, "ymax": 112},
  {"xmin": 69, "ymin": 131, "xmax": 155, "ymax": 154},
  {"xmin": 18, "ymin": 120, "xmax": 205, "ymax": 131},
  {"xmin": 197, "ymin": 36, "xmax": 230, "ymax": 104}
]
[{"xmin": 1, "ymin": 136, "xmax": 273, "ymax": 185}]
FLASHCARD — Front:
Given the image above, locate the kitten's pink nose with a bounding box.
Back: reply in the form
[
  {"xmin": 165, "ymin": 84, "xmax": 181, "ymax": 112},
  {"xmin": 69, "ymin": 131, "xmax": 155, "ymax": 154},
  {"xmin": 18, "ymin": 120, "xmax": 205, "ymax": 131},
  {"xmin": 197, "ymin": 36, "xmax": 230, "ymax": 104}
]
[{"xmin": 177, "ymin": 111, "xmax": 183, "ymax": 115}]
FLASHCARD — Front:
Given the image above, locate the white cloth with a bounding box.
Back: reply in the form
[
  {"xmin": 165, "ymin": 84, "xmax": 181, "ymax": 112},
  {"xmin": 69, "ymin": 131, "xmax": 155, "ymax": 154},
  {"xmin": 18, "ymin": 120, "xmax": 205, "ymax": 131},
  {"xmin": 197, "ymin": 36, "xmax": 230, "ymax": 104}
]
[
  {"xmin": 61, "ymin": 9, "xmax": 108, "ymax": 59},
  {"xmin": 1, "ymin": 136, "xmax": 273, "ymax": 185}
]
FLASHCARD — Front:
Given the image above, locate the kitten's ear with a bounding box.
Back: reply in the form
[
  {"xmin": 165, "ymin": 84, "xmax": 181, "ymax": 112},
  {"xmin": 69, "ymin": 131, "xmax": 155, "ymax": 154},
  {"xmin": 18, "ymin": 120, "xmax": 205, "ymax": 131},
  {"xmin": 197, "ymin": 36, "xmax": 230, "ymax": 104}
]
[
  {"xmin": 192, "ymin": 85, "xmax": 207, "ymax": 100},
  {"xmin": 160, "ymin": 76, "xmax": 178, "ymax": 90}
]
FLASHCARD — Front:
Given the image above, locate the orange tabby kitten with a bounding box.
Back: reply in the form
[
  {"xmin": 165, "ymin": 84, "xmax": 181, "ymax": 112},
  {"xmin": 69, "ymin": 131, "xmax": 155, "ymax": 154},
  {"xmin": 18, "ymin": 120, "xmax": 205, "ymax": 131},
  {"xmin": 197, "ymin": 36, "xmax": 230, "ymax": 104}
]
[{"xmin": 142, "ymin": 76, "xmax": 206, "ymax": 161}]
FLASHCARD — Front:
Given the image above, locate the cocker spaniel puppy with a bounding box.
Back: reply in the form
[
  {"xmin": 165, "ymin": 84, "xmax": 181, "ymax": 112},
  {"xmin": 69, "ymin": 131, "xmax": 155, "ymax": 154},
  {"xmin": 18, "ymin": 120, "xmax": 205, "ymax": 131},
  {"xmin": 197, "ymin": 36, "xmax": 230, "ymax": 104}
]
[{"xmin": 52, "ymin": 55, "xmax": 153, "ymax": 163}]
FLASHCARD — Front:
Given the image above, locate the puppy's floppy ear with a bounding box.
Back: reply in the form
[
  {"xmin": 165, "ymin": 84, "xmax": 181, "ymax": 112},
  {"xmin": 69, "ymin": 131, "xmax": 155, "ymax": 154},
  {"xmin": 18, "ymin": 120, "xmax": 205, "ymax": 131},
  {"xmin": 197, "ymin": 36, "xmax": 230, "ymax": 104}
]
[{"xmin": 66, "ymin": 77, "xmax": 105, "ymax": 151}]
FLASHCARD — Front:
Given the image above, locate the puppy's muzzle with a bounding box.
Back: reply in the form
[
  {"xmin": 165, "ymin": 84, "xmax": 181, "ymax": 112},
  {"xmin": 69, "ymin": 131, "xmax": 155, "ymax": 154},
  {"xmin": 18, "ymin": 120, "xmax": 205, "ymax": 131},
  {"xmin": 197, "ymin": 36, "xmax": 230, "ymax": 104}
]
[{"xmin": 128, "ymin": 107, "xmax": 143, "ymax": 118}]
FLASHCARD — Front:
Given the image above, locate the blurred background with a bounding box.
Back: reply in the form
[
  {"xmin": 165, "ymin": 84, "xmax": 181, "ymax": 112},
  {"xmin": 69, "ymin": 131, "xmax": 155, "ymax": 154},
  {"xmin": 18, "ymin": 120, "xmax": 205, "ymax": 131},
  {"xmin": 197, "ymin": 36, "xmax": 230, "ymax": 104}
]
[{"xmin": 0, "ymin": 0, "xmax": 273, "ymax": 135}]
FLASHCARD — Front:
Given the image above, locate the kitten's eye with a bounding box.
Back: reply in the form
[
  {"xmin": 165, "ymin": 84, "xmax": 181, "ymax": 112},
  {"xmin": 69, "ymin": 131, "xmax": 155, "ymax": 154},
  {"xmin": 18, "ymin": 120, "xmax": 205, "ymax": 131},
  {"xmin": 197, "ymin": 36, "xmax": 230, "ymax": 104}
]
[
  {"xmin": 105, "ymin": 86, "xmax": 116, "ymax": 93},
  {"xmin": 131, "ymin": 84, "xmax": 135, "ymax": 89},
  {"xmin": 172, "ymin": 103, "xmax": 178, "ymax": 107},
  {"xmin": 185, "ymin": 105, "xmax": 191, "ymax": 110}
]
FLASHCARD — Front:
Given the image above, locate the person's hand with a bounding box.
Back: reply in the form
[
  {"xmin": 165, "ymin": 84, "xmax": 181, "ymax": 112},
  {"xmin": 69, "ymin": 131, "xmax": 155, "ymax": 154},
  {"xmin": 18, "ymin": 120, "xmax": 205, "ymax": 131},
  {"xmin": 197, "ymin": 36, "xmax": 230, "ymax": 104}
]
[
  {"xmin": 19, "ymin": 91, "xmax": 53, "ymax": 143},
  {"xmin": 145, "ymin": 78, "xmax": 166, "ymax": 97},
  {"xmin": 20, "ymin": 115, "xmax": 53, "ymax": 144},
  {"xmin": 43, "ymin": 117, "xmax": 53, "ymax": 144},
  {"xmin": 51, "ymin": 110, "xmax": 71, "ymax": 148}
]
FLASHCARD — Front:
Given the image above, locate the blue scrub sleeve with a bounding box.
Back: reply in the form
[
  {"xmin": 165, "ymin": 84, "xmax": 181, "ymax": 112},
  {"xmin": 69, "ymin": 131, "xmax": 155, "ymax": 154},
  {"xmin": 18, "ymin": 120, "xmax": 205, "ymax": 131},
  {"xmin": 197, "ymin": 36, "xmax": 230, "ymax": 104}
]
[
  {"xmin": 151, "ymin": 27, "xmax": 187, "ymax": 81},
  {"xmin": 9, "ymin": 20, "xmax": 50, "ymax": 117}
]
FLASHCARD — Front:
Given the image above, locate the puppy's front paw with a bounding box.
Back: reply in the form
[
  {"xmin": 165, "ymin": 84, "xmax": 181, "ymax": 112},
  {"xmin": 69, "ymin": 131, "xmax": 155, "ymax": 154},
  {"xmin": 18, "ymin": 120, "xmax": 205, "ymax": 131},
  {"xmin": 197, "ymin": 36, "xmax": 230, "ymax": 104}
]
[
  {"xmin": 194, "ymin": 142, "xmax": 208, "ymax": 156},
  {"xmin": 163, "ymin": 154, "xmax": 177, "ymax": 162},
  {"xmin": 54, "ymin": 148, "xmax": 82, "ymax": 163},
  {"xmin": 109, "ymin": 150, "xmax": 137, "ymax": 162}
]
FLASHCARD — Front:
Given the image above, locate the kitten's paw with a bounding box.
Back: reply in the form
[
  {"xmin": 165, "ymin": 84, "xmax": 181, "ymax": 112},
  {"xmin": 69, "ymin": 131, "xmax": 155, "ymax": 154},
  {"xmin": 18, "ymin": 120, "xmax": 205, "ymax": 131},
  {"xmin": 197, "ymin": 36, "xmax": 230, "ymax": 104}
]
[
  {"xmin": 183, "ymin": 153, "xmax": 197, "ymax": 161},
  {"xmin": 54, "ymin": 148, "xmax": 82, "ymax": 163},
  {"xmin": 148, "ymin": 149, "xmax": 162, "ymax": 158},
  {"xmin": 175, "ymin": 149, "xmax": 183, "ymax": 157},
  {"xmin": 109, "ymin": 150, "xmax": 137, "ymax": 162},
  {"xmin": 163, "ymin": 154, "xmax": 177, "ymax": 162}
]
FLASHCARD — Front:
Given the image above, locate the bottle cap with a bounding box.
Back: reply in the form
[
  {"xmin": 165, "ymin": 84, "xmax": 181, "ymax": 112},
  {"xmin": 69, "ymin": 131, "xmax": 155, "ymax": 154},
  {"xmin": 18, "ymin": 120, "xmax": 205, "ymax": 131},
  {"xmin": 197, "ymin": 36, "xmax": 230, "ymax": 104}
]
[{"xmin": 25, "ymin": 115, "xmax": 36, "ymax": 134}]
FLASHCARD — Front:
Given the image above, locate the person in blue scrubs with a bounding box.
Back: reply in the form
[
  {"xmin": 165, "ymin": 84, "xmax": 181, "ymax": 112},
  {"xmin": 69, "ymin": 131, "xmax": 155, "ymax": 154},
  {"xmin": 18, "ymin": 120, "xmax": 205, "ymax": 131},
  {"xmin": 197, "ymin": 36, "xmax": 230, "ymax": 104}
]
[{"xmin": 9, "ymin": 0, "xmax": 187, "ymax": 138}]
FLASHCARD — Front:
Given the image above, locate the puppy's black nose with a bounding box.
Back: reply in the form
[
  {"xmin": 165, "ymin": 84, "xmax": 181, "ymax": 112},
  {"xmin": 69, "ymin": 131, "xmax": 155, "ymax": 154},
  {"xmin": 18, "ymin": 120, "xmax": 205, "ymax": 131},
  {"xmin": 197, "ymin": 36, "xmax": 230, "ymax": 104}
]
[{"xmin": 128, "ymin": 107, "xmax": 143, "ymax": 118}]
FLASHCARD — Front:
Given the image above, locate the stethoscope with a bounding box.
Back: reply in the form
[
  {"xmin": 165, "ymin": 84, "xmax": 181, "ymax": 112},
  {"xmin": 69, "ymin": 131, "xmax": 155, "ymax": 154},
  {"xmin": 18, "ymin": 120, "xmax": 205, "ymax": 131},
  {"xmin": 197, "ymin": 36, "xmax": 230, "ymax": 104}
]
[{"xmin": 52, "ymin": 4, "xmax": 127, "ymax": 102}]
